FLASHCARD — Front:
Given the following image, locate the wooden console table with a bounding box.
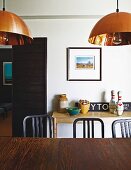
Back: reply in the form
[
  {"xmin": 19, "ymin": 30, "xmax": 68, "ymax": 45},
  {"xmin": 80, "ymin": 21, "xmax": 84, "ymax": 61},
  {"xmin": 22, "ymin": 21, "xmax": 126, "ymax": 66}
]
[{"xmin": 52, "ymin": 111, "xmax": 131, "ymax": 138}]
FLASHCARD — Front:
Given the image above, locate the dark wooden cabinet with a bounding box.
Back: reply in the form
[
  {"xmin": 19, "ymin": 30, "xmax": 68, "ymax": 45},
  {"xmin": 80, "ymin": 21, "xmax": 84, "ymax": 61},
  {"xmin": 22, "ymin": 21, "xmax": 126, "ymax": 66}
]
[{"xmin": 12, "ymin": 38, "xmax": 47, "ymax": 137}]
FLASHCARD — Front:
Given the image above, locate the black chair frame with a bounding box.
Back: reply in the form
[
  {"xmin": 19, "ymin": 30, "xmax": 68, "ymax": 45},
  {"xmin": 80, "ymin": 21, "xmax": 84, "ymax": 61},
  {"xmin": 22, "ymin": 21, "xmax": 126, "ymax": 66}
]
[
  {"xmin": 23, "ymin": 114, "xmax": 52, "ymax": 138},
  {"xmin": 73, "ymin": 118, "xmax": 104, "ymax": 138}
]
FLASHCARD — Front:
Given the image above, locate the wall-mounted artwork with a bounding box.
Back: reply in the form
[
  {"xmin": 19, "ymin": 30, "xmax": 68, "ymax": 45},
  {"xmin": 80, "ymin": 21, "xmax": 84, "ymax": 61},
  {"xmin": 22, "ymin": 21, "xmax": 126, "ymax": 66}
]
[
  {"xmin": 3, "ymin": 62, "xmax": 12, "ymax": 85},
  {"xmin": 67, "ymin": 47, "xmax": 102, "ymax": 81}
]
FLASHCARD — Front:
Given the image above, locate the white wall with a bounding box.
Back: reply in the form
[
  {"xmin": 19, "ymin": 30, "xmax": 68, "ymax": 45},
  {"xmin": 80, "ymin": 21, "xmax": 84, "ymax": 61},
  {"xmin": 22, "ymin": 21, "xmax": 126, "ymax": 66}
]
[
  {"xmin": 26, "ymin": 19, "xmax": 131, "ymax": 112},
  {"xmin": 5, "ymin": 0, "xmax": 131, "ymax": 137}
]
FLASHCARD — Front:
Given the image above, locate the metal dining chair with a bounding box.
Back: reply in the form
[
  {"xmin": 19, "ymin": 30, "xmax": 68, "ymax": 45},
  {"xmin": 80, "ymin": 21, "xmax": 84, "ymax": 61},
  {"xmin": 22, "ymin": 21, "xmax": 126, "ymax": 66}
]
[
  {"xmin": 112, "ymin": 119, "xmax": 131, "ymax": 138},
  {"xmin": 23, "ymin": 114, "xmax": 53, "ymax": 137},
  {"xmin": 73, "ymin": 118, "xmax": 104, "ymax": 138}
]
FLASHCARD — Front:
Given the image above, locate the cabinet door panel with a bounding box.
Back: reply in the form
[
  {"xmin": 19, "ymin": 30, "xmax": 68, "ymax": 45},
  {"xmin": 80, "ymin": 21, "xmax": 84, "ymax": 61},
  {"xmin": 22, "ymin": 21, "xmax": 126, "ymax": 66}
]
[{"xmin": 12, "ymin": 38, "xmax": 47, "ymax": 137}]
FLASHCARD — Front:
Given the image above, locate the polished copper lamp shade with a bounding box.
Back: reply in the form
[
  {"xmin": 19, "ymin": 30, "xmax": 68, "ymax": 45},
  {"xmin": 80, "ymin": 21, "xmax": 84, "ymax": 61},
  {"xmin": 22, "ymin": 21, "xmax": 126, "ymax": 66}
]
[
  {"xmin": 0, "ymin": 10, "xmax": 33, "ymax": 45},
  {"xmin": 88, "ymin": 12, "xmax": 131, "ymax": 46},
  {"xmin": 88, "ymin": 0, "xmax": 131, "ymax": 46}
]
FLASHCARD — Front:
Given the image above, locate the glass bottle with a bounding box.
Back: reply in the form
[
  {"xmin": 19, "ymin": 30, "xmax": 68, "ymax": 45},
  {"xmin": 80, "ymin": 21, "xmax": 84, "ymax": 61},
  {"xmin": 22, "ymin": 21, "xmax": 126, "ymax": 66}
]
[{"xmin": 59, "ymin": 94, "xmax": 68, "ymax": 113}]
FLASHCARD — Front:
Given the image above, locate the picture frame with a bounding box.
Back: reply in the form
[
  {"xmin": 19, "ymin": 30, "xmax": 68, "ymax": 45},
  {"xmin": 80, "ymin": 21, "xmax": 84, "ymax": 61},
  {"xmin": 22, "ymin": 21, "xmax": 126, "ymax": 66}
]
[
  {"xmin": 3, "ymin": 62, "xmax": 12, "ymax": 85},
  {"xmin": 67, "ymin": 47, "xmax": 102, "ymax": 81}
]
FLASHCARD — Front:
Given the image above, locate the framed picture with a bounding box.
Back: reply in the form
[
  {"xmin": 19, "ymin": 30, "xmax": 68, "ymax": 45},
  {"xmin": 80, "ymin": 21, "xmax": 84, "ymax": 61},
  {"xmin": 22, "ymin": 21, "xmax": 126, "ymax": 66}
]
[
  {"xmin": 67, "ymin": 47, "xmax": 102, "ymax": 81},
  {"xmin": 3, "ymin": 62, "xmax": 12, "ymax": 85}
]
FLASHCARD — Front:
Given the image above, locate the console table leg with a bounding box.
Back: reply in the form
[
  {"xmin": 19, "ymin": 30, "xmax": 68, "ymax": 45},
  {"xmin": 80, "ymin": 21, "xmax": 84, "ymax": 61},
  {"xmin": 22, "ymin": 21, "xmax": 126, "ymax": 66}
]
[{"xmin": 53, "ymin": 118, "xmax": 57, "ymax": 138}]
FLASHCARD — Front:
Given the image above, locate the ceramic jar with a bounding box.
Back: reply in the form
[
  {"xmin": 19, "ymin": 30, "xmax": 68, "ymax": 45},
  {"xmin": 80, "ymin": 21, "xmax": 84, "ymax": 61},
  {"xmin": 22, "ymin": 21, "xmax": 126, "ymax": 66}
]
[
  {"xmin": 79, "ymin": 100, "xmax": 90, "ymax": 114},
  {"xmin": 59, "ymin": 94, "xmax": 68, "ymax": 113}
]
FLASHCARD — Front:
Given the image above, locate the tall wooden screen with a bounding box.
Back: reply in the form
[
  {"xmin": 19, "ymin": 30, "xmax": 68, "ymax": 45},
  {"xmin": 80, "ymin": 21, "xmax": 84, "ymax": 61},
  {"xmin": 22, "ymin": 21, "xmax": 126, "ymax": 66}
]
[{"xmin": 12, "ymin": 38, "xmax": 47, "ymax": 137}]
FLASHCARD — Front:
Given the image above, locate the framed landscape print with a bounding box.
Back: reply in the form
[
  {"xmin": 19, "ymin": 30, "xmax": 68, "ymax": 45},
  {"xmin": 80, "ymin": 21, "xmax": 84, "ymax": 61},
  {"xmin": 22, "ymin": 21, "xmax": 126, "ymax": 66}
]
[
  {"xmin": 67, "ymin": 47, "xmax": 102, "ymax": 81},
  {"xmin": 3, "ymin": 62, "xmax": 12, "ymax": 85}
]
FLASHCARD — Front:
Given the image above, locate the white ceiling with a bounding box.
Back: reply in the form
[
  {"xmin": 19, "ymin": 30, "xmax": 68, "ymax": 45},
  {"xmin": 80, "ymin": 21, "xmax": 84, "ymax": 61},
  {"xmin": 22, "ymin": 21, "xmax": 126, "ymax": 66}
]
[{"xmin": 1, "ymin": 0, "xmax": 131, "ymax": 16}]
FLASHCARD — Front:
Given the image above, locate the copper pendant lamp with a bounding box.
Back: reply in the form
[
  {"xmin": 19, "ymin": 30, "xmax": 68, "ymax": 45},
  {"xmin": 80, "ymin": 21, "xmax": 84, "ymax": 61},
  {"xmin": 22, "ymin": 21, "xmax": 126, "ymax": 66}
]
[
  {"xmin": 0, "ymin": 0, "xmax": 33, "ymax": 45},
  {"xmin": 88, "ymin": 0, "xmax": 131, "ymax": 46}
]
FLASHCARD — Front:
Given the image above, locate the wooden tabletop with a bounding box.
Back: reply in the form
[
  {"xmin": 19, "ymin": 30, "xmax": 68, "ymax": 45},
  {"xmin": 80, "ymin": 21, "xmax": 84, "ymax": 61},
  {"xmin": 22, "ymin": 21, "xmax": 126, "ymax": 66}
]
[
  {"xmin": 0, "ymin": 137, "xmax": 131, "ymax": 170},
  {"xmin": 52, "ymin": 111, "xmax": 131, "ymax": 123}
]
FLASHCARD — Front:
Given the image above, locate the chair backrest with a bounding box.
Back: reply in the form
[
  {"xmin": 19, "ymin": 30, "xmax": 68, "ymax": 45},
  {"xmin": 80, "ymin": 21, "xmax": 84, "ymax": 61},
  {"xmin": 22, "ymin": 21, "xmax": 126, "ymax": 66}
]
[
  {"xmin": 73, "ymin": 118, "xmax": 104, "ymax": 138},
  {"xmin": 23, "ymin": 114, "xmax": 53, "ymax": 137},
  {"xmin": 112, "ymin": 119, "xmax": 131, "ymax": 138}
]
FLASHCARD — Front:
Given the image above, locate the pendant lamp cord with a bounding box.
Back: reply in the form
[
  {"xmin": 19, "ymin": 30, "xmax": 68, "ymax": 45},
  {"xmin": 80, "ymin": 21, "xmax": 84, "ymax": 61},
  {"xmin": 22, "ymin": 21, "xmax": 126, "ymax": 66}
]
[
  {"xmin": 116, "ymin": 0, "xmax": 119, "ymax": 12},
  {"xmin": 3, "ymin": 0, "xmax": 5, "ymax": 11}
]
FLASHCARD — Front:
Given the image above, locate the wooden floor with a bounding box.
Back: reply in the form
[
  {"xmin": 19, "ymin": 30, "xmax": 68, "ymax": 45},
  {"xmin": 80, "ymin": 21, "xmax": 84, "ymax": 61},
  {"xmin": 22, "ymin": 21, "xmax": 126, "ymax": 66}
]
[{"xmin": 0, "ymin": 111, "xmax": 12, "ymax": 136}]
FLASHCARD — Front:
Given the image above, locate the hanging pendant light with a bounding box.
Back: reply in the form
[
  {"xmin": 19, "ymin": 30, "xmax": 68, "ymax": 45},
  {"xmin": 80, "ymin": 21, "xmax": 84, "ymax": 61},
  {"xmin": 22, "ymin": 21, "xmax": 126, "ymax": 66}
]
[
  {"xmin": 0, "ymin": 0, "xmax": 33, "ymax": 45},
  {"xmin": 88, "ymin": 0, "xmax": 131, "ymax": 46}
]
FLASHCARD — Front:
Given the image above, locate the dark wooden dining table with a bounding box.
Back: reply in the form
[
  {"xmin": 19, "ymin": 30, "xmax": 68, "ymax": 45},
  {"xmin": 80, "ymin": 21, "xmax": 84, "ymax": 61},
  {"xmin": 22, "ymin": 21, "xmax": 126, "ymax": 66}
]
[{"xmin": 0, "ymin": 137, "xmax": 131, "ymax": 170}]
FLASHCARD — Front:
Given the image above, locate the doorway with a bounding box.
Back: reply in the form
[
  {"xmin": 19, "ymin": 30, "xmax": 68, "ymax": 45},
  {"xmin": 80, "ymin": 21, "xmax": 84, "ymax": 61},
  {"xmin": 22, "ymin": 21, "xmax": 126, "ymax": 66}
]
[{"xmin": 0, "ymin": 47, "xmax": 12, "ymax": 136}]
